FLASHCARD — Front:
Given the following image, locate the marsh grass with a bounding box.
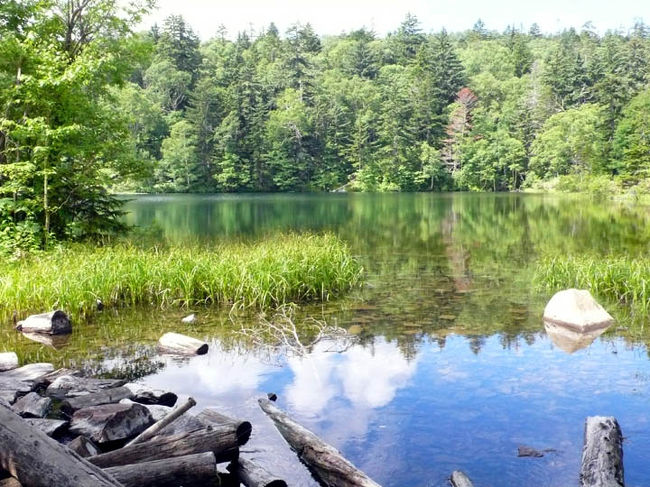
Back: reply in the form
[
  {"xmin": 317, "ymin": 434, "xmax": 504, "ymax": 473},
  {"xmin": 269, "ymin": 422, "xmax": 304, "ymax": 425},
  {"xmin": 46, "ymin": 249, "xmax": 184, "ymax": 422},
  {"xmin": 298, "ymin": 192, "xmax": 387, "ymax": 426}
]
[
  {"xmin": 535, "ymin": 255, "xmax": 649, "ymax": 315},
  {"xmin": 0, "ymin": 233, "xmax": 363, "ymax": 322}
]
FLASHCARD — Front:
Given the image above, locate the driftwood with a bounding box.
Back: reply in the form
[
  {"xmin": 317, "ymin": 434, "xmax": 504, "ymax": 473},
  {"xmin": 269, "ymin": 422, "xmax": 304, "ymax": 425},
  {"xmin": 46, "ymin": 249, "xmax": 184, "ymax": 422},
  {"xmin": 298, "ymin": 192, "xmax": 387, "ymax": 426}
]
[
  {"xmin": 123, "ymin": 383, "xmax": 177, "ymax": 406},
  {"xmin": 61, "ymin": 387, "xmax": 134, "ymax": 415},
  {"xmin": 89, "ymin": 426, "xmax": 240, "ymax": 468},
  {"xmin": 11, "ymin": 392, "xmax": 51, "ymax": 418},
  {"xmin": 15, "ymin": 310, "xmax": 71, "ymax": 335},
  {"xmin": 258, "ymin": 398, "xmax": 380, "ymax": 487},
  {"xmin": 197, "ymin": 409, "xmax": 252, "ymax": 445},
  {"xmin": 126, "ymin": 397, "xmax": 196, "ymax": 446},
  {"xmin": 67, "ymin": 436, "xmax": 100, "ymax": 458},
  {"xmin": 450, "ymin": 470, "xmax": 474, "ymax": 487},
  {"xmin": 105, "ymin": 452, "xmax": 217, "ymax": 487},
  {"xmin": 46, "ymin": 375, "xmax": 126, "ymax": 399},
  {"xmin": 0, "ymin": 406, "xmax": 123, "ymax": 487},
  {"xmin": 0, "ymin": 353, "xmax": 18, "ymax": 372},
  {"xmin": 580, "ymin": 416, "xmax": 624, "ymax": 487},
  {"xmin": 228, "ymin": 457, "xmax": 288, "ymax": 487},
  {"xmin": 24, "ymin": 419, "xmax": 68, "ymax": 437},
  {"xmin": 69, "ymin": 402, "xmax": 153, "ymax": 444},
  {"xmin": 158, "ymin": 332, "xmax": 209, "ymax": 355}
]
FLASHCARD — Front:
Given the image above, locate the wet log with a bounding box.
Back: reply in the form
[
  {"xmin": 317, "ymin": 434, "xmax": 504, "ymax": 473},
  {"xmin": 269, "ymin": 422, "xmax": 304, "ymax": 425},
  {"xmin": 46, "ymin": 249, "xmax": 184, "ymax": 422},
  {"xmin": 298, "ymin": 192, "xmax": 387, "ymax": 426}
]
[
  {"xmin": 258, "ymin": 398, "xmax": 380, "ymax": 487},
  {"xmin": 15, "ymin": 310, "xmax": 71, "ymax": 335},
  {"xmin": 89, "ymin": 426, "xmax": 240, "ymax": 468},
  {"xmin": 0, "ymin": 363, "xmax": 54, "ymax": 383},
  {"xmin": 158, "ymin": 332, "xmax": 208, "ymax": 355},
  {"xmin": 67, "ymin": 436, "xmax": 100, "ymax": 458},
  {"xmin": 69, "ymin": 402, "xmax": 153, "ymax": 444},
  {"xmin": 46, "ymin": 374, "xmax": 126, "ymax": 399},
  {"xmin": 11, "ymin": 392, "xmax": 51, "ymax": 418},
  {"xmin": 105, "ymin": 452, "xmax": 217, "ymax": 487},
  {"xmin": 124, "ymin": 383, "xmax": 177, "ymax": 406},
  {"xmin": 24, "ymin": 419, "xmax": 68, "ymax": 438},
  {"xmin": 0, "ymin": 353, "xmax": 18, "ymax": 372},
  {"xmin": 126, "ymin": 397, "xmax": 196, "ymax": 446},
  {"xmin": 61, "ymin": 387, "xmax": 134, "ymax": 415},
  {"xmin": 450, "ymin": 470, "xmax": 474, "ymax": 487},
  {"xmin": 0, "ymin": 406, "xmax": 123, "ymax": 487},
  {"xmin": 580, "ymin": 416, "xmax": 624, "ymax": 487},
  {"xmin": 197, "ymin": 408, "xmax": 252, "ymax": 445},
  {"xmin": 228, "ymin": 457, "xmax": 288, "ymax": 487}
]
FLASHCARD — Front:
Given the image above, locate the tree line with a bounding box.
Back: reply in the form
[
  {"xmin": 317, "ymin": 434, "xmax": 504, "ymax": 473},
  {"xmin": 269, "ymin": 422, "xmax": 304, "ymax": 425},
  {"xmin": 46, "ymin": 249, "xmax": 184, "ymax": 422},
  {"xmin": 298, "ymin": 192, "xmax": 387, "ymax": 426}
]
[{"xmin": 1, "ymin": 1, "xmax": 649, "ymax": 248}]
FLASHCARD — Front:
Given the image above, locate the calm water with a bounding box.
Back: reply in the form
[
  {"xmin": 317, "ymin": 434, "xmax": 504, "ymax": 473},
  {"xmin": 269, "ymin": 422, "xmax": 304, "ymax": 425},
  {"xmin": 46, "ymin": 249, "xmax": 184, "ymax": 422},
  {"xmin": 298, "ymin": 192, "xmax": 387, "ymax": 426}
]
[{"xmin": 10, "ymin": 193, "xmax": 650, "ymax": 486}]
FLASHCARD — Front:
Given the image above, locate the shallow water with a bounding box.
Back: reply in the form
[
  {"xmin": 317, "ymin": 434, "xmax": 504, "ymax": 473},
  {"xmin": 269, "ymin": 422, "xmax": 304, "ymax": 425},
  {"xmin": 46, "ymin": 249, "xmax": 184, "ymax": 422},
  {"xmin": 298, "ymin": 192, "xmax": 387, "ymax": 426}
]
[{"xmin": 6, "ymin": 192, "xmax": 650, "ymax": 486}]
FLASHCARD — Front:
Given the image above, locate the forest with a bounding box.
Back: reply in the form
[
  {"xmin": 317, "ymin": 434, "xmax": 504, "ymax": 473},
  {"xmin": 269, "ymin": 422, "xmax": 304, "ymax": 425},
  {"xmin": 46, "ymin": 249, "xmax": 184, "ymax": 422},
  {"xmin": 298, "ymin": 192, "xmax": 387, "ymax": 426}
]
[{"xmin": 1, "ymin": 0, "xmax": 650, "ymax": 246}]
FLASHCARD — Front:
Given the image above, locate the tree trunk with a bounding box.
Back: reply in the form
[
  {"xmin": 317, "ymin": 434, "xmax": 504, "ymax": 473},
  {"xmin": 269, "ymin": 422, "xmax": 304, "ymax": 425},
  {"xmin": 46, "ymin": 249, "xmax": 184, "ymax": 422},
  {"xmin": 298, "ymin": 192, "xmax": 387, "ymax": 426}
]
[
  {"xmin": 89, "ymin": 426, "xmax": 240, "ymax": 468},
  {"xmin": 450, "ymin": 470, "xmax": 474, "ymax": 487},
  {"xmin": 580, "ymin": 416, "xmax": 624, "ymax": 487},
  {"xmin": 126, "ymin": 397, "xmax": 196, "ymax": 446},
  {"xmin": 15, "ymin": 311, "xmax": 71, "ymax": 335},
  {"xmin": 228, "ymin": 457, "xmax": 287, "ymax": 487},
  {"xmin": 158, "ymin": 332, "xmax": 208, "ymax": 355},
  {"xmin": 0, "ymin": 406, "xmax": 123, "ymax": 487},
  {"xmin": 196, "ymin": 409, "xmax": 252, "ymax": 445},
  {"xmin": 104, "ymin": 452, "xmax": 217, "ymax": 487},
  {"xmin": 258, "ymin": 398, "xmax": 381, "ymax": 487}
]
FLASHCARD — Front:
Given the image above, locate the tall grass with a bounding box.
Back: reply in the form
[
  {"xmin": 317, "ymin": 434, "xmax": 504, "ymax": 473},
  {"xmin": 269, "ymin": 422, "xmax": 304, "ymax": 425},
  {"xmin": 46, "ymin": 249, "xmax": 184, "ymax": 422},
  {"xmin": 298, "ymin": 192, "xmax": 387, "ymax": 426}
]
[
  {"xmin": 535, "ymin": 255, "xmax": 649, "ymax": 315},
  {"xmin": 0, "ymin": 233, "xmax": 363, "ymax": 321}
]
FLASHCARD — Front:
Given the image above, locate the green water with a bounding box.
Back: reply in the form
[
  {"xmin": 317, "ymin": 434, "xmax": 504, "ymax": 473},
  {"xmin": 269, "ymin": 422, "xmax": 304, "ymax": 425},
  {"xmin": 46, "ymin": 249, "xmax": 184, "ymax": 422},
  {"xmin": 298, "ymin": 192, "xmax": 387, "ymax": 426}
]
[{"xmin": 2, "ymin": 192, "xmax": 650, "ymax": 486}]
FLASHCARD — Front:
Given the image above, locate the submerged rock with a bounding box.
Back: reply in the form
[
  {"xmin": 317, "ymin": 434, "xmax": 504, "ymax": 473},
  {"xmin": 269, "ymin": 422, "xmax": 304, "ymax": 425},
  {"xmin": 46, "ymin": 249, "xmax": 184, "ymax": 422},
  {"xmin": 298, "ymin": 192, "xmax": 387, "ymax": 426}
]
[
  {"xmin": 517, "ymin": 445, "xmax": 545, "ymax": 457},
  {"xmin": 543, "ymin": 289, "xmax": 613, "ymax": 332}
]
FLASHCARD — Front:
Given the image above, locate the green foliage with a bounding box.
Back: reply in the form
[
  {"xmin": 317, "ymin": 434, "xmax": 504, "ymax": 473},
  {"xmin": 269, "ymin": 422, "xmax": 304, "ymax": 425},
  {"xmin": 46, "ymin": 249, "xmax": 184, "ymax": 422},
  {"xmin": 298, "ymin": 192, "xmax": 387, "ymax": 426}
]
[
  {"xmin": 0, "ymin": 233, "xmax": 364, "ymax": 321},
  {"xmin": 612, "ymin": 89, "xmax": 650, "ymax": 181}
]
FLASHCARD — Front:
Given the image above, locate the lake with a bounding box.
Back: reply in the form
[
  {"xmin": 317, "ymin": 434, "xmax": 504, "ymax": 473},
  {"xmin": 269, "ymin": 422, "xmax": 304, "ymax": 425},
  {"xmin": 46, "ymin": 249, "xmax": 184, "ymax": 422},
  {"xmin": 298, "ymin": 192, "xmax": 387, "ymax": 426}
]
[{"xmin": 10, "ymin": 193, "xmax": 650, "ymax": 486}]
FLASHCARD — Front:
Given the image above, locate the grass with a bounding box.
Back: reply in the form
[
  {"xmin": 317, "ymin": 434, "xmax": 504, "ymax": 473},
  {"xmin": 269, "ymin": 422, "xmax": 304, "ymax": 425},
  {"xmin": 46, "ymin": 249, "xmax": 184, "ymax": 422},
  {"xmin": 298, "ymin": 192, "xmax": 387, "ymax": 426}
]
[
  {"xmin": 535, "ymin": 254, "xmax": 649, "ymax": 315},
  {"xmin": 0, "ymin": 233, "xmax": 364, "ymax": 322}
]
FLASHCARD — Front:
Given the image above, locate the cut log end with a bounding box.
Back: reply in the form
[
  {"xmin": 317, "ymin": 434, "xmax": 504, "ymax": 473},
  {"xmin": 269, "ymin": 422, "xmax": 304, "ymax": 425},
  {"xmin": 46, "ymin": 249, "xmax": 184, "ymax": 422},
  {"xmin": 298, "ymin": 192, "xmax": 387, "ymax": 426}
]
[
  {"xmin": 580, "ymin": 416, "xmax": 624, "ymax": 487},
  {"xmin": 158, "ymin": 332, "xmax": 209, "ymax": 355}
]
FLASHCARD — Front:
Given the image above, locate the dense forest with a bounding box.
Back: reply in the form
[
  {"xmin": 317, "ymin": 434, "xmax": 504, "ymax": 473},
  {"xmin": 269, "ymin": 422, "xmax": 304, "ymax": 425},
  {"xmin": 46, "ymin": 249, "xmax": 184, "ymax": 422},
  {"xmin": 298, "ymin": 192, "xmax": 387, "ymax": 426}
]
[{"xmin": 1, "ymin": 0, "xmax": 649, "ymax": 247}]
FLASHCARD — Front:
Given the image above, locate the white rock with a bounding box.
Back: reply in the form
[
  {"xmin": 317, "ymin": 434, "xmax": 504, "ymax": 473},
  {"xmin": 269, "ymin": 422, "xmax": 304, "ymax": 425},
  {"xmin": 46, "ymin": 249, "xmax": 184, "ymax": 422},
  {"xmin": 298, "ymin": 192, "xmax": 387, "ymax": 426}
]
[
  {"xmin": 181, "ymin": 313, "xmax": 197, "ymax": 324},
  {"xmin": 543, "ymin": 289, "xmax": 613, "ymax": 332},
  {"xmin": 0, "ymin": 352, "xmax": 18, "ymax": 372}
]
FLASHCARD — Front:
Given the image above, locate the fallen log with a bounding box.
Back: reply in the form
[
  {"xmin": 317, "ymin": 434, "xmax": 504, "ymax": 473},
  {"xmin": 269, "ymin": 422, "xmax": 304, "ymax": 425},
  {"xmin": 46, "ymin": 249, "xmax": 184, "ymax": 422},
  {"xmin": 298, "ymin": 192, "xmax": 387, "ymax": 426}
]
[
  {"xmin": 0, "ymin": 406, "xmax": 123, "ymax": 487},
  {"xmin": 258, "ymin": 398, "xmax": 380, "ymax": 487},
  {"xmin": 61, "ymin": 387, "xmax": 134, "ymax": 415},
  {"xmin": 126, "ymin": 397, "xmax": 196, "ymax": 446},
  {"xmin": 228, "ymin": 457, "xmax": 288, "ymax": 487},
  {"xmin": 24, "ymin": 419, "xmax": 68, "ymax": 438},
  {"xmin": 67, "ymin": 436, "xmax": 100, "ymax": 458},
  {"xmin": 450, "ymin": 470, "xmax": 474, "ymax": 487},
  {"xmin": 89, "ymin": 426, "xmax": 240, "ymax": 468},
  {"xmin": 46, "ymin": 375, "xmax": 126, "ymax": 399},
  {"xmin": 105, "ymin": 452, "xmax": 217, "ymax": 487},
  {"xmin": 69, "ymin": 402, "xmax": 153, "ymax": 444},
  {"xmin": 197, "ymin": 409, "xmax": 252, "ymax": 446},
  {"xmin": 12, "ymin": 392, "xmax": 51, "ymax": 418},
  {"xmin": 580, "ymin": 416, "xmax": 624, "ymax": 487},
  {"xmin": 123, "ymin": 383, "xmax": 177, "ymax": 406},
  {"xmin": 0, "ymin": 353, "xmax": 18, "ymax": 372},
  {"xmin": 15, "ymin": 310, "xmax": 71, "ymax": 335},
  {"xmin": 158, "ymin": 332, "xmax": 208, "ymax": 355}
]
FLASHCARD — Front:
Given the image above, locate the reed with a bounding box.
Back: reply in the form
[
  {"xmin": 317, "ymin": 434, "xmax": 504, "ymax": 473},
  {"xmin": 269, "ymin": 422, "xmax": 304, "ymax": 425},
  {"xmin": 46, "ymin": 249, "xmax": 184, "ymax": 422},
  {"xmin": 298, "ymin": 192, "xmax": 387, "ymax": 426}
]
[
  {"xmin": 0, "ymin": 233, "xmax": 363, "ymax": 321},
  {"xmin": 535, "ymin": 255, "xmax": 649, "ymax": 315}
]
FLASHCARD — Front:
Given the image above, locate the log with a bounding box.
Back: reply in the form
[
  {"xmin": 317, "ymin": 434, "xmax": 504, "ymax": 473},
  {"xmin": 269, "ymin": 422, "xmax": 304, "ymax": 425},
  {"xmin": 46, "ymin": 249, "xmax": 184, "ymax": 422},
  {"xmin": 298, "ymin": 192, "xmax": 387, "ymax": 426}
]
[
  {"xmin": 0, "ymin": 405, "xmax": 123, "ymax": 486},
  {"xmin": 152, "ymin": 411, "xmax": 205, "ymax": 436},
  {"xmin": 15, "ymin": 310, "xmax": 71, "ymax": 335},
  {"xmin": 24, "ymin": 419, "xmax": 68, "ymax": 438},
  {"xmin": 104, "ymin": 452, "xmax": 217, "ymax": 487},
  {"xmin": 126, "ymin": 397, "xmax": 196, "ymax": 446},
  {"xmin": 258, "ymin": 398, "xmax": 380, "ymax": 487},
  {"xmin": 61, "ymin": 386, "xmax": 134, "ymax": 415},
  {"xmin": 89, "ymin": 426, "xmax": 240, "ymax": 468},
  {"xmin": 46, "ymin": 374, "xmax": 126, "ymax": 399},
  {"xmin": 67, "ymin": 436, "xmax": 100, "ymax": 458},
  {"xmin": 0, "ymin": 353, "xmax": 18, "ymax": 372},
  {"xmin": 228, "ymin": 457, "xmax": 288, "ymax": 487},
  {"xmin": 69, "ymin": 402, "xmax": 153, "ymax": 444},
  {"xmin": 197, "ymin": 408, "xmax": 252, "ymax": 445},
  {"xmin": 11, "ymin": 392, "xmax": 51, "ymax": 418},
  {"xmin": 580, "ymin": 416, "xmax": 624, "ymax": 487},
  {"xmin": 450, "ymin": 470, "xmax": 474, "ymax": 487},
  {"xmin": 158, "ymin": 332, "xmax": 208, "ymax": 355},
  {"xmin": 123, "ymin": 383, "xmax": 177, "ymax": 406}
]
